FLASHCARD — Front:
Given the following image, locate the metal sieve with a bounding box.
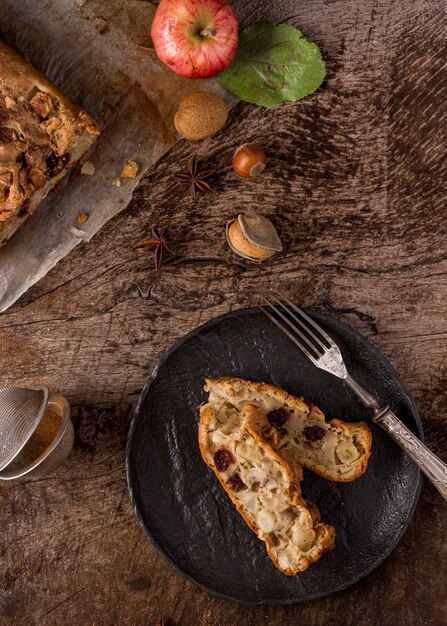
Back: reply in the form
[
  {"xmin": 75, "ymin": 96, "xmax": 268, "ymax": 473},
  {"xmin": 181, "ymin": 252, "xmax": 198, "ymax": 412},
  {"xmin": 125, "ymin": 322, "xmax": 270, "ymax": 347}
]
[{"xmin": 0, "ymin": 386, "xmax": 73, "ymax": 480}]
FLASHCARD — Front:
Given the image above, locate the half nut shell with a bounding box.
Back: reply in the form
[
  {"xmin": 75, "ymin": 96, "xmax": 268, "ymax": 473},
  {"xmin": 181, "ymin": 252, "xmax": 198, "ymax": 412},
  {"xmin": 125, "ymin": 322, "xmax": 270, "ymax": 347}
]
[{"xmin": 226, "ymin": 212, "xmax": 282, "ymax": 262}]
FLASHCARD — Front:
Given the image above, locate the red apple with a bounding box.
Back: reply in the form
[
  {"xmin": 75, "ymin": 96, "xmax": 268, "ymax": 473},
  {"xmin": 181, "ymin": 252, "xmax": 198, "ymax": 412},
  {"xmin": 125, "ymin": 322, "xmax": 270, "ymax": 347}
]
[{"xmin": 151, "ymin": 0, "xmax": 238, "ymax": 79}]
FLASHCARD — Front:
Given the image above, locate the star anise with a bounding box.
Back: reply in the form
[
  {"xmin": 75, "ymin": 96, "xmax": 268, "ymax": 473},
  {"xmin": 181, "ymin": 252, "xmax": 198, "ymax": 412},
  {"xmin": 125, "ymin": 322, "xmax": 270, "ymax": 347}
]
[
  {"xmin": 174, "ymin": 155, "xmax": 216, "ymax": 197},
  {"xmin": 133, "ymin": 226, "xmax": 173, "ymax": 271}
]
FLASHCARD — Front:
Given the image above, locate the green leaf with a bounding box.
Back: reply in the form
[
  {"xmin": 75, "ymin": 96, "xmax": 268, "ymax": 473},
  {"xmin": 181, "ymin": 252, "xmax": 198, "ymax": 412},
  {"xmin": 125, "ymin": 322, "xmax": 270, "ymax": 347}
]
[{"xmin": 218, "ymin": 22, "xmax": 326, "ymax": 108}]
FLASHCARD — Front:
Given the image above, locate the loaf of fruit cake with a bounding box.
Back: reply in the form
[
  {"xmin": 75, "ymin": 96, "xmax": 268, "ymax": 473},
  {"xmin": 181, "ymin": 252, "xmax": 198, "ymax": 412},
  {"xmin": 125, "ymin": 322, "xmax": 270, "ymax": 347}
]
[{"xmin": 0, "ymin": 40, "xmax": 100, "ymax": 246}]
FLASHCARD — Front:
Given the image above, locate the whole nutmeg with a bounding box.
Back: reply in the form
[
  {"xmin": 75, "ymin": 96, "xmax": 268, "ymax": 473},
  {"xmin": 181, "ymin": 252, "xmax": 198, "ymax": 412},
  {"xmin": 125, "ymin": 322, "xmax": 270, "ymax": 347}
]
[
  {"xmin": 226, "ymin": 212, "xmax": 282, "ymax": 262},
  {"xmin": 232, "ymin": 144, "xmax": 266, "ymax": 178},
  {"xmin": 174, "ymin": 92, "xmax": 229, "ymax": 141}
]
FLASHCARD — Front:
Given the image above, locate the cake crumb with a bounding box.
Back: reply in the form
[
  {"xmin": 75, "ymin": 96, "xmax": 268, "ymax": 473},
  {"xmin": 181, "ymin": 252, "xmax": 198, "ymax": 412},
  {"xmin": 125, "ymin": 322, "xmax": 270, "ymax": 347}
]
[
  {"xmin": 86, "ymin": 124, "xmax": 100, "ymax": 135},
  {"xmin": 120, "ymin": 159, "xmax": 139, "ymax": 179},
  {"xmin": 112, "ymin": 178, "xmax": 121, "ymax": 187},
  {"xmin": 81, "ymin": 161, "xmax": 95, "ymax": 175}
]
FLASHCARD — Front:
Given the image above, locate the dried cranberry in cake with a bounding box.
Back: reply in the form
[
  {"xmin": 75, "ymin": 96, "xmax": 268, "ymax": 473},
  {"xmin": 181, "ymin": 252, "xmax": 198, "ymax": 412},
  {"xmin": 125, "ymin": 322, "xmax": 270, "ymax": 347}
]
[
  {"xmin": 267, "ymin": 407, "xmax": 289, "ymax": 428},
  {"xmin": 227, "ymin": 473, "xmax": 245, "ymax": 492},
  {"xmin": 213, "ymin": 447, "xmax": 234, "ymax": 472},
  {"xmin": 303, "ymin": 425, "xmax": 326, "ymax": 442},
  {"xmin": 46, "ymin": 152, "xmax": 70, "ymax": 175}
]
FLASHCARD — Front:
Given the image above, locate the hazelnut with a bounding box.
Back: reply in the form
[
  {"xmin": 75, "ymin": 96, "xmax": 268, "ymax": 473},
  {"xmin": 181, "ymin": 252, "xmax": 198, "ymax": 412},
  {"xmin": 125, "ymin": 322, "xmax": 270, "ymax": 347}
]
[
  {"xmin": 0, "ymin": 143, "xmax": 18, "ymax": 165},
  {"xmin": 29, "ymin": 91, "xmax": 53, "ymax": 119},
  {"xmin": 232, "ymin": 144, "xmax": 266, "ymax": 178},
  {"xmin": 226, "ymin": 212, "xmax": 282, "ymax": 262},
  {"xmin": 174, "ymin": 92, "xmax": 228, "ymax": 141}
]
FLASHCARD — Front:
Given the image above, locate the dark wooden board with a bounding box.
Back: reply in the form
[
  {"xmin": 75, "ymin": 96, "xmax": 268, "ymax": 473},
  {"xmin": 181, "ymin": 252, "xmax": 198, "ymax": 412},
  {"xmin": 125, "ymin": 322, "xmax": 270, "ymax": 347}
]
[{"xmin": 0, "ymin": 0, "xmax": 446, "ymax": 624}]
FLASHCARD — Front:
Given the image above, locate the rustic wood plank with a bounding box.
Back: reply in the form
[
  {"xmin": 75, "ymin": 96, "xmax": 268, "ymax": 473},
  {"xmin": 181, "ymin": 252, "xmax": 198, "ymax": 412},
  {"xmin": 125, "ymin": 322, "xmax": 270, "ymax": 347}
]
[{"xmin": 0, "ymin": 0, "xmax": 446, "ymax": 624}]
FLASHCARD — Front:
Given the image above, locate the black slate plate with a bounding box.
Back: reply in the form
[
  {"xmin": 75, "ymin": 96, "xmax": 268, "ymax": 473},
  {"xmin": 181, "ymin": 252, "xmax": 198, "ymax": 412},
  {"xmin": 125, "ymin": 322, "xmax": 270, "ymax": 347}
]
[{"xmin": 126, "ymin": 308, "xmax": 422, "ymax": 605}]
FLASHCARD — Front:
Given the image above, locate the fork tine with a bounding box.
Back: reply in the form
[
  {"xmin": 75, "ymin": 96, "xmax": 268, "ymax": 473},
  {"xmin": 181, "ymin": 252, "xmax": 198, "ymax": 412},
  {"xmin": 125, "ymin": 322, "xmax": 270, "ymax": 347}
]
[
  {"xmin": 258, "ymin": 305, "xmax": 320, "ymax": 365},
  {"xmin": 264, "ymin": 300, "xmax": 323, "ymax": 357},
  {"xmin": 283, "ymin": 296, "xmax": 337, "ymax": 349},
  {"xmin": 273, "ymin": 296, "xmax": 328, "ymax": 352}
]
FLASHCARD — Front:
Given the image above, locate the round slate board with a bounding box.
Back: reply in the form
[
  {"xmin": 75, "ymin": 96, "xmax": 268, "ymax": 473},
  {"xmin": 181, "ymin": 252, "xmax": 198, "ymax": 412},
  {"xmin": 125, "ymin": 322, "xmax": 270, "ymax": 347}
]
[{"xmin": 126, "ymin": 308, "xmax": 422, "ymax": 604}]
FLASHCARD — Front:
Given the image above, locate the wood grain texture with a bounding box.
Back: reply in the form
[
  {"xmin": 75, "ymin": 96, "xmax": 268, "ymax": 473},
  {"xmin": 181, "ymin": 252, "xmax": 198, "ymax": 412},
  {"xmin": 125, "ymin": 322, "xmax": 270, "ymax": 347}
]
[{"xmin": 0, "ymin": 0, "xmax": 446, "ymax": 624}]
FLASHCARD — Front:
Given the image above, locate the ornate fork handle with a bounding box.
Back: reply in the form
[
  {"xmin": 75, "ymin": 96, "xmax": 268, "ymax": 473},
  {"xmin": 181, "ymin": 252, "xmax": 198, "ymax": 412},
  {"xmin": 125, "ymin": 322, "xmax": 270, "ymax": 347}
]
[{"xmin": 375, "ymin": 409, "xmax": 447, "ymax": 502}]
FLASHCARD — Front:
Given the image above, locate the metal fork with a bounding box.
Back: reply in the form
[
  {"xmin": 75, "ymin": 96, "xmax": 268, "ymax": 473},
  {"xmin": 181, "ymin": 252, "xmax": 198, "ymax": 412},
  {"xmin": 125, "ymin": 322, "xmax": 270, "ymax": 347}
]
[{"xmin": 259, "ymin": 296, "xmax": 447, "ymax": 502}]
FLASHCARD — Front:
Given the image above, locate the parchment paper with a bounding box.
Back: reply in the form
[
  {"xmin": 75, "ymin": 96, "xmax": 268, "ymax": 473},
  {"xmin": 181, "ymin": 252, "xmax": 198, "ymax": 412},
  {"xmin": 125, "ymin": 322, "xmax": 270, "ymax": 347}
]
[{"xmin": 0, "ymin": 0, "xmax": 234, "ymax": 312}]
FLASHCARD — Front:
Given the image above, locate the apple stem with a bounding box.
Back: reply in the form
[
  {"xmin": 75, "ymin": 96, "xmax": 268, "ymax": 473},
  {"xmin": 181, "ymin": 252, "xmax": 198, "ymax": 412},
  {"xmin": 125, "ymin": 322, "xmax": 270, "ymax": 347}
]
[{"xmin": 199, "ymin": 27, "xmax": 217, "ymax": 38}]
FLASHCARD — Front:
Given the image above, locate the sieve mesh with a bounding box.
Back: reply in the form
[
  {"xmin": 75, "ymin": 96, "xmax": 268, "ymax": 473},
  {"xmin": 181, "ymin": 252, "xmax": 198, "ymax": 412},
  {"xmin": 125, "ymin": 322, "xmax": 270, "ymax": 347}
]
[{"xmin": 0, "ymin": 386, "xmax": 49, "ymax": 470}]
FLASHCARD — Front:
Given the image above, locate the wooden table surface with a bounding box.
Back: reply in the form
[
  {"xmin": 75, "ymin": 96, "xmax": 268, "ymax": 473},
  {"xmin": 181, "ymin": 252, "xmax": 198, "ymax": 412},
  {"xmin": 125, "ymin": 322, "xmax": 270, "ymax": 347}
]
[{"xmin": 1, "ymin": 1, "xmax": 446, "ymax": 624}]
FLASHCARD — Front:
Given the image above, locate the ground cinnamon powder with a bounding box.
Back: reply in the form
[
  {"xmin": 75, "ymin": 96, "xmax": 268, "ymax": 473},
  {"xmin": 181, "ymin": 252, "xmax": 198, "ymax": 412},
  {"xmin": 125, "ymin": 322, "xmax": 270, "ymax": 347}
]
[{"xmin": 17, "ymin": 406, "xmax": 62, "ymax": 465}]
